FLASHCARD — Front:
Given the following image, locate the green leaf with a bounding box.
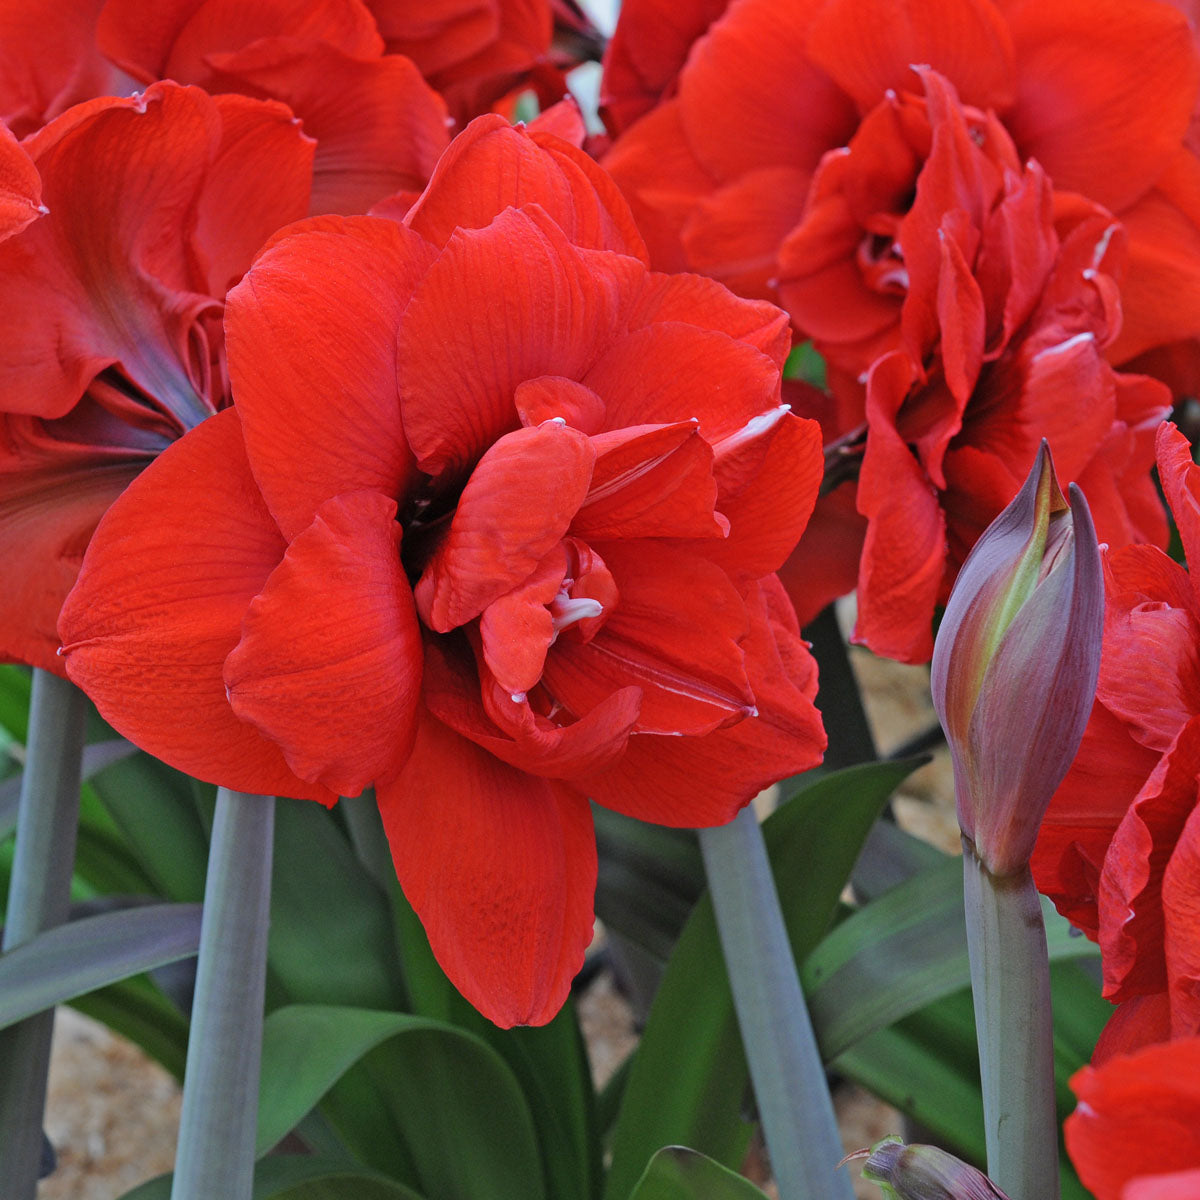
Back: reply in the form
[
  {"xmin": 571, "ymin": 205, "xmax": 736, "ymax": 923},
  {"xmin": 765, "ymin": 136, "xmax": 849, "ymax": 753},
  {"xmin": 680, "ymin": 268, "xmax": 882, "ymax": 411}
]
[
  {"xmin": 603, "ymin": 759, "xmax": 924, "ymax": 1200},
  {"xmin": 118, "ymin": 1156, "xmax": 426, "ymax": 1200},
  {"xmin": 593, "ymin": 808, "xmax": 703, "ymax": 965},
  {"xmin": 628, "ymin": 1147, "xmax": 771, "ymax": 1200},
  {"xmin": 804, "ymin": 854, "xmax": 1100, "ymax": 1061},
  {"xmin": 87, "ymin": 753, "xmax": 211, "ymax": 901},
  {"xmin": 0, "ymin": 664, "xmax": 32, "ymax": 740},
  {"xmin": 257, "ymin": 1004, "xmax": 545, "ymax": 1200},
  {"xmin": 267, "ymin": 801, "xmax": 403, "ymax": 1011},
  {"xmin": 0, "ymin": 904, "xmax": 201, "ymax": 1029}
]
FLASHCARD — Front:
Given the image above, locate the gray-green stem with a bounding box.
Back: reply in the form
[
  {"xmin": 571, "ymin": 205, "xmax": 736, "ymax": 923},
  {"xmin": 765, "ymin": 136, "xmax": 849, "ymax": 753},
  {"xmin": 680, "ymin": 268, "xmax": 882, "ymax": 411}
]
[
  {"xmin": 0, "ymin": 669, "xmax": 88, "ymax": 1199},
  {"xmin": 699, "ymin": 806, "xmax": 854, "ymax": 1200},
  {"xmin": 962, "ymin": 842, "xmax": 1059, "ymax": 1200},
  {"xmin": 171, "ymin": 789, "xmax": 275, "ymax": 1200}
]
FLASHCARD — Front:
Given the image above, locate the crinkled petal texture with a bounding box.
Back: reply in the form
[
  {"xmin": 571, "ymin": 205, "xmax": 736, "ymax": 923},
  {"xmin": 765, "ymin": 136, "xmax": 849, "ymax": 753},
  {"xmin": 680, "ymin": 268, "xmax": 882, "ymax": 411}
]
[
  {"xmin": 1034, "ymin": 422, "xmax": 1200, "ymax": 943},
  {"xmin": 59, "ymin": 408, "xmax": 334, "ymax": 804},
  {"xmin": 0, "ymin": 81, "xmax": 313, "ymax": 422},
  {"xmin": 99, "ymin": 0, "xmax": 453, "ymax": 217},
  {"xmin": 1066, "ymin": 1038, "xmax": 1200, "ymax": 1200},
  {"xmin": 59, "ymin": 122, "xmax": 827, "ymax": 1026}
]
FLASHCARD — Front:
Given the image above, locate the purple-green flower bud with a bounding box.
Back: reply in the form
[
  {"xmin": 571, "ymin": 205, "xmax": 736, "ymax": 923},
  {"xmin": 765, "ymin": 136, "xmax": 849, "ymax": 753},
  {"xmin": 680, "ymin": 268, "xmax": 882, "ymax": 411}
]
[
  {"xmin": 841, "ymin": 1136, "xmax": 1012, "ymax": 1199},
  {"xmin": 930, "ymin": 441, "xmax": 1103, "ymax": 877}
]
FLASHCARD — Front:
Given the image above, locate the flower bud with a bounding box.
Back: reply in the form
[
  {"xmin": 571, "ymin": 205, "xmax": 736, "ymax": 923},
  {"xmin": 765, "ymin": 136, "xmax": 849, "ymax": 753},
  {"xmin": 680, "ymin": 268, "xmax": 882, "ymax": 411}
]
[
  {"xmin": 841, "ymin": 1136, "xmax": 1012, "ymax": 1199},
  {"xmin": 930, "ymin": 441, "xmax": 1103, "ymax": 877}
]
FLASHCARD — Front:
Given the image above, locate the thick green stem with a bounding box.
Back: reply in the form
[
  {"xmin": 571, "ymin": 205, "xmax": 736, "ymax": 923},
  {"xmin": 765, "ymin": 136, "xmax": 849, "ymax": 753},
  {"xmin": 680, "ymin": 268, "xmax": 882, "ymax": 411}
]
[
  {"xmin": 962, "ymin": 844, "xmax": 1059, "ymax": 1200},
  {"xmin": 699, "ymin": 807, "xmax": 854, "ymax": 1200},
  {"xmin": 172, "ymin": 789, "xmax": 275, "ymax": 1200},
  {"xmin": 0, "ymin": 669, "xmax": 88, "ymax": 1198}
]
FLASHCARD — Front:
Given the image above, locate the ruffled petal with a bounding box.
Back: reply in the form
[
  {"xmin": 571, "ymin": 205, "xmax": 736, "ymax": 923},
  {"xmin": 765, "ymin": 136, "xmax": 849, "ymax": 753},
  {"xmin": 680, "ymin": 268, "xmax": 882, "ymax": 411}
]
[
  {"xmin": 1098, "ymin": 716, "xmax": 1200, "ymax": 1003},
  {"xmin": 0, "ymin": 120, "xmax": 43, "ymax": 241},
  {"xmin": 404, "ymin": 114, "xmax": 647, "ymax": 259},
  {"xmin": 1156, "ymin": 420, "xmax": 1200, "ymax": 583},
  {"xmin": 58, "ymin": 407, "xmax": 334, "ymax": 803},
  {"xmin": 1003, "ymin": 0, "xmax": 1199, "ymax": 212},
  {"xmin": 807, "ymin": 0, "xmax": 1016, "ymax": 112},
  {"xmin": 540, "ymin": 541, "xmax": 754, "ymax": 736},
  {"xmin": 415, "ymin": 421, "xmax": 595, "ymax": 631},
  {"xmin": 205, "ymin": 40, "xmax": 450, "ymax": 217},
  {"xmin": 677, "ymin": 0, "xmax": 858, "ymax": 180},
  {"xmin": 97, "ymin": 0, "xmax": 383, "ymax": 82},
  {"xmin": 397, "ymin": 206, "xmax": 641, "ymax": 477},
  {"xmin": 581, "ymin": 576, "xmax": 825, "ymax": 826},
  {"xmin": 226, "ymin": 214, "xmax": 433, "ymax": 540},
  {"xmin": 224, "ymin": 490, "xmax": 423, "ymax": 797},
  {"xmin": 377, "ymin": 711, "xmax": 596, "ymax": 1027}
]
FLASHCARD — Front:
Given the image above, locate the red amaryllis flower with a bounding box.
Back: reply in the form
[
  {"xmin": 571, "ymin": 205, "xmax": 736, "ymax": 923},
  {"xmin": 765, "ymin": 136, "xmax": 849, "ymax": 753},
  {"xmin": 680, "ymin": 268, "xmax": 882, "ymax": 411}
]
[
  {"xmin": 58, "ymin": 116, "xmax": 828, "ymax": 1027},
  {"xmin": 0, "ymin": 81, "xmax": 313, "ymax": 672},
  {"xmin": 1065, "ymin": 1038, "xmax": 1200, "ymax": 1200},
  {"xmin": 601, "ymin": 0, "xmax": 1200, "ymax": 381},
  {"xmin": 1035, "ymin": 422, "xmax": 1200, "ymax": 940},
  {"xmin": 785, "ymin": 71, "xmax": 1168, "ymax": 662},
  {"xmin": 97, "ymin": 0, "xmax": 452, "ymax": 216}
]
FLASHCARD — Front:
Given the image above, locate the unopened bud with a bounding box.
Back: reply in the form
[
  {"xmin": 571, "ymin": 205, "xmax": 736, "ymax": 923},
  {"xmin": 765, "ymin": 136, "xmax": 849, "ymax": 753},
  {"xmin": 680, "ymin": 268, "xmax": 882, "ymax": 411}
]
[
  {"xmin": 841, "ymin": 1136, "xmax": 1011, "ymax": 1199},
  {"xmin": 930, "ymin": 441, "xmax": 1103, "ymax": 876}
]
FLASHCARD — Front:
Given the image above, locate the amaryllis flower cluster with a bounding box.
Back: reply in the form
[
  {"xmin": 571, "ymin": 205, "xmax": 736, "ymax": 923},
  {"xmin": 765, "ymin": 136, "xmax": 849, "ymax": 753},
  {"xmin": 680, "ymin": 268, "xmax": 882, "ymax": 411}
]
[
  {"xmin": 57, "ymin": 118, "xmax": 829, "ymax": 1027},
  {"xmin": 0, "ymin": 0, "xmax": 572, "ymax": 218},
  {"xmin": 601, "ymin": 0, "xmax": 1190, "ymax": 663}
]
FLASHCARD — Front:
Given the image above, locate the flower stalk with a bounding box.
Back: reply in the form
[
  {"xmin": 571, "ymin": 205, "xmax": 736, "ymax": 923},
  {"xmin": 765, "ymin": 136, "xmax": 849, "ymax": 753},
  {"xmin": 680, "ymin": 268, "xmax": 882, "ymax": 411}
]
[
  {"xmin": 699, "ymin": 806, "xmax": 854, "ymax": 1200},
  {"xmin": 962, "ymin": 849, "xmax": 1058, "ymax": 1200},
  {"xmin": 172, "ymin": 788, "xmax": 275, "ymax": 1200},
  {"xmin": 0, "ymin": 668, "xmax": 88, "ymax": 1200}
]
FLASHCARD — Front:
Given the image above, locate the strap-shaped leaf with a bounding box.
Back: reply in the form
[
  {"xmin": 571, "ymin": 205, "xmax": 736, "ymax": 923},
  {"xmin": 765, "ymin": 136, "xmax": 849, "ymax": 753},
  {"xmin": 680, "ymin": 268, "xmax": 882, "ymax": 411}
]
[
  {"xmin": 629, "ymin": 1147, "xmax": 771, "ymax": 1199},
  {"xmin": 0, "ymin": 904, "xmax": 202, "ymax": 1029},
  {"xmin": 804, "ymin": 853, "xmax": 1100, "ymax": 1060},
  {"xmin": 257, "ymin": 1004, "xmax": 545, "ymax": 1200},
  {"xmin": 118, "ymin": 1155, "xmax": 427, "ymax": 1200}
]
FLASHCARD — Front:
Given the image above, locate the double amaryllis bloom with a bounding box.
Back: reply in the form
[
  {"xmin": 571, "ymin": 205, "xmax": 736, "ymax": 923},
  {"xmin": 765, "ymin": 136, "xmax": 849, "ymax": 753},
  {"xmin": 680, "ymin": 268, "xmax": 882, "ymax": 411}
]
[
  {"xmin": 1034, "ymin": 422, "xmax": 1200, "ymax": 1060},
  {"xmin": 0, "ymin": 80, "xmax": 313, "ymax": 672},
  {"xmin": 602, "ymin": 0, "xmax": 1200, "ymax": 381},
  {"xmin": 57, "ymin": 116, "xmax": 828, "ymax": 1027}
]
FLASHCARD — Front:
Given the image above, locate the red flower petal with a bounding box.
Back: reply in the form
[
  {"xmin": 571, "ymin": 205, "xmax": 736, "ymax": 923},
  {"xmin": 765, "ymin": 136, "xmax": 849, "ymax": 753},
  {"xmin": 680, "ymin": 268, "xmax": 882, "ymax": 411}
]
[
  {"xmin": 415, "ymin": 421, "xmax": 595, "ymax": 632},
  {"xmin": 581, "ymin": 576, "xmax": 825, "ymax": 826},
  {"xmin": 1156, "ymin": 420, "xmax": 1200, "ymax": 583},
  {"xmin": 205, "ymin": 40, "xmax": 451, "ymax": 217},
  {"xmin": 1091, "ymin": 991, "xmax": 1172, "ymax": 1067},
  {"xmin": 404, "ymin": 114, "xmax": 647, "ymax": 259},
  {"xmin": 1066, "ymin": 1038, "xmax": 1200, "ymax": 1200},
  {"xmin": 58, "ymin": 408, "xmax": 333, "ymax": 804},
  {"xmin": 1098, "ymin": 716, "xmax": 1200, "ymax": 1003},
  {"xmin": 1163, "ymin": 803, "xmax": 1200, "ymax": 1037},
  {"xmin": 0, "ymin": 120, "xmax": 43, "ymax": 241},
  {"xmin": 97, "ymin": 0, "xmax": 383, "ymax": 82},
  {"xmin": 398, "ymin": 206, "xmax": 640, "ymax": 477},
  {"xmin": 224, "ymin": 490, "xmax": 423, "ymax": 797},
  {"xmin": 377, "ymin": 711, "xmax": 596, "ymax": 1028},
  {"xmin": 226, "ymin": 214, "xmax": 434, "ymax": 540},
  {"xmin": 0, "ymin": 83, "xmax": 310, "ymax": 422},
  {"xmin": 0, "ymin": 440, "xmax": 142, "ymax": 673},
  {"xmin": 806, "ymin": 0, "xmax": 1016, "ymax": 113},
  {"xmin": 1003, "ymin": 0, "xmax": 1199, "ymax": 213},
  {"xmin": 676, "ymin": 0, "xmax": 857, "ymax": 180},
  {"xmin": 540, "ymin": 540, "xmax": 754, "ymax": 736},
  {"xmin": 572, "ymin": 421, "xmax": 725, "ymax": 541}
]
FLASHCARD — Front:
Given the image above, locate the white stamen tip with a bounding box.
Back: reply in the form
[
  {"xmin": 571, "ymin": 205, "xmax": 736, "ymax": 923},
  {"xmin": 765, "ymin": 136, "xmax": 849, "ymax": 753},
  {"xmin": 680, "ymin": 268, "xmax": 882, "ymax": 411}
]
[{"xmin": 510, "ymin": 691, "xmax": 527, "ymax": 704}]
